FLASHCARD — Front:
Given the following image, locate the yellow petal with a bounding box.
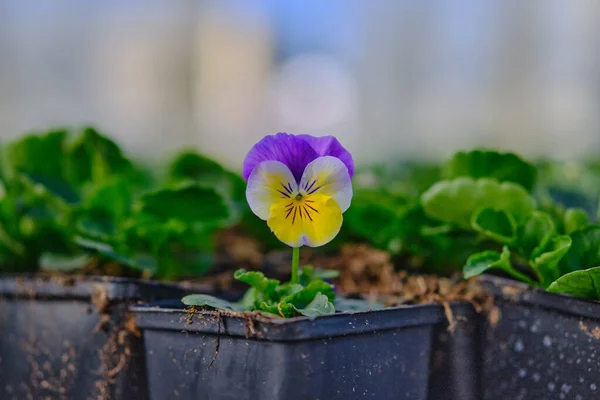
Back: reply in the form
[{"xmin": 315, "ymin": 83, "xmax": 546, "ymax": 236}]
[{"xmin": 267, "ymin": 193, "xmax": 342, "ymax": 248}]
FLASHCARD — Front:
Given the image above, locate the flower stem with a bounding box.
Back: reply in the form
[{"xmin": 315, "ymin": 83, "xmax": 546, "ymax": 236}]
[{"xmin": 291, "ymin": 247, "xmax": 300, "ymax": 284}]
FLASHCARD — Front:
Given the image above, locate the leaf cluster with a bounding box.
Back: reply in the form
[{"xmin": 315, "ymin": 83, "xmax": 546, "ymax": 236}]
[
  {"xmin": 419, "ymin": 150, "xmax": 600, "ymax": 300},
  {"xmin": 344, "ymin": 149, "xmax": 600, "ymax": 300},
  {"xmin": 0, "ymin": 128, "xmax": 236, "ymax": 279},
  {"xmin": 182, "ymin": 266, "xmax": 339, "ymax": 318}
]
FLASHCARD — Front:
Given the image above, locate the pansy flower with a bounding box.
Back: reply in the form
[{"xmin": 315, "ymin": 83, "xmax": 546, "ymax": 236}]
[{"xmin": 244, "ymin": 133, "xmax": 353, "ymax": 248}]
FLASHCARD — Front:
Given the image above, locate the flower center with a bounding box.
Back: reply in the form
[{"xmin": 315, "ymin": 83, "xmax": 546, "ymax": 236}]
[{"xmin": 281, "ymin": 192, "xmax": 320, "ymax": 225}]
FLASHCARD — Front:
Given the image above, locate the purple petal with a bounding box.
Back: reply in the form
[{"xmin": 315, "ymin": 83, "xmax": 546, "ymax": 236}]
[
  {"xmin": 297, "ymin": 135, "xmax": 354, "ymax": 178},
  {"xmin": 243, "ymin": 133, "xmax": 318, "ymax": 182}
]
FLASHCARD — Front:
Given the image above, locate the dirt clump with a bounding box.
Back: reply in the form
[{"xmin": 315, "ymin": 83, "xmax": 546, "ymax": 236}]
[{"xmin": 317, "ymin": 243, "xmax": 490, "ymax": 310}]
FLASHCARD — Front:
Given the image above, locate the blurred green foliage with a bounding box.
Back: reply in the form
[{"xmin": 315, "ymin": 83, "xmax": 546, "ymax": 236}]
[
  {"xmin": 0, "ymin": 128, "xmax": 233, "ymax": 279},
  {"xmin": 342, "ymin": 148, "xmax": 600, "ymax": 301},
  {"xmin": 3, "ymin": 127, "xmax": 600, "ymax": 299}
]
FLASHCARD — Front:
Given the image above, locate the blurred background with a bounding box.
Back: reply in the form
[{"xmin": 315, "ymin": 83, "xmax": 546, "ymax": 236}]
[{"xmin": 0, "ymin": 0, "xmax": 598, "ymax": 169}]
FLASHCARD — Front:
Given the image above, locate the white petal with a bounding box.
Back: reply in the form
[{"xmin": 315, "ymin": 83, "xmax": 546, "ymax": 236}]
[
  {"xmin": 299, "ymin": 156, "xmax": 352, "ymax": 212},
  {"xmin": 246, "ymin": 160, "xmax": 298, "ymax": 220}
]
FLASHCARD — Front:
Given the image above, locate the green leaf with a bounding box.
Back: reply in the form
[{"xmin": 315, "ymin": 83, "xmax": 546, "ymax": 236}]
[
  {"xmin": 516, "ymin": 211, "xmax": 555, "ymax": 259},
  {"xmin": 82, "ymin": 178, "xmax": 132, "ymax": 223},
  {"xmin": 284, "ymin": 280, "xmax": 335, "ymax": 307},
  {"xmin": 443, "ymin": 149, "xmax": 537, "ymax": 191},
  {"xmin": 136, "ymin": 182, "xmax": 229, "ymax": 225},
  {"xmin": 16, "ymin": 172, "xmax": 73, "ymax": 216},
  {"xmin": 8, "ymin": 171, "xmax": 75, "ymax": 259},
  {"xmin": 421, "ymin": 177, "xmax": 535, "ymax": 229},
  {"xmin": 256, "ymin": 280, "xmax": 336, "ymax": 318},
  {"xmin": 122, "ymin": 213, "xmax": 187, "ymax": 243},
  {"xmin": 275, "ymin": 282, "xmax": 304, "ymax": 298},
  {"xmin": 463, "ymin": 247, "xmax": 513, "ymax": 279},
  {"xmin": 39, "ymin": 253, "xmax": 91, "ymax": 271},
  {"xmin": 181, "ymin": 294, "xmax": 245, "ymax": 311},
  {"xmin": 75, "ymin": 236, "xmax": 156, "ymax": 273},
  {"xmin": 76, "ymin": 217, "xmax": 116, "ymax": 242},
  {"xmin": 390, "ymin": 203, "xmax": 482, "ymax": 273},
  {"xmin": 234, "ymin": 269, "xmax": 280, "ymax": 292},
  {"xmin": 296, "ymin": 293, "xmax": 335, "ymax": 317},
  {"xmin": 560, "ymin": 226, "xmax": 600, "ymax": 275},
  {"xmin": 547, "ymin": 267, "xmax": 600, "ymax": 300},
  {"xmin": 258, "ymin": 301, "xmax": 297, "ymax": 318},
  {"xmin": 237, "ymin": 288, "xmax": 257, "ymax": 311},
  {"xmin": 312, "ymin": 268, "xmax": 340, "ymax": 280},
  {"xmin": 342, "ymin": 189, "xmax": 406, "ymax": 251},
  {"xmin": 471, "ymin": 208, "xmax": 516, "ymax": 244},
  {"xmin": 564, "ymin": 208, "xmax": 589, "ymax": 234},
  {"xmin": 119, "ymin": 210, "xmax": 216, "ymax": 280},
  {"xmin": 16, "ymin": 171, "xmax": 79, "ymax": 204},
  {"xmin": 157, "ymin": 248, "xmax": 213, "ymax": 279},
  {"xmin": 65, "ymin": 127, "xmax": 132, "ymax": 186},
  {"xmin": 420, "ymin": 224, "xmax": 453, "ymax": 237},
  {"xmin": 463, "ymin": 246, "xmax": 537, "ymax": 286},
  {"xmin": 299, "ymin": 265, "xmax": 340, "ymax": 286},
  {"xmin": 169, "ymin": 152, "xmax": 226, "ymax": 185},
  {"xmin": 531, "ymin": 235, "xmax": 572, "ymax": 287},
  {"xmin": 535, "ymin": 195, "xmax": 567, "ymax": 234},
  {"xmin": 0, "ymin": 224, "xmax": 25, "ymax": 256},
  {"xmin": 234, "ymin": 269, "xmax": 280, "ymax": 305},
  {"xmin": 4, "ymin": 130, "xmax": 67, "ymax": 181},
  {"xmin": 75, "ymin": 236, "xmax": 117, "ymax": 254},
  {"xmin": 169, "ymin": 151, "xmax": 247, "ymax": 221}
]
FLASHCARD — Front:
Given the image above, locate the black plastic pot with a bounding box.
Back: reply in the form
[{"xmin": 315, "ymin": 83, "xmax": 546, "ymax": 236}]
[
  {"xmin": 0, "ymin": 275, "xmax": 197, "ymax": 400},
  {"xmin": 133, "ymin": 302, "xmax": 446, "ymax": 400},
  {"xmin": 479, "ymin": 275, "xmax": 600, "ymax": 400},
  {"xmin": 428, "ymin": 303, "xmax": 482, "ymax": 400}
]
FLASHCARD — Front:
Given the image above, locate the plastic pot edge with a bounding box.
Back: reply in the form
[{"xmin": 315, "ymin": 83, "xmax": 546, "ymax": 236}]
[
  {"xmin": 479, "ymin": 274, "xmax": 600, "ymax": 321},
  {"xmin": 131, "ymin": 301, "xmax": 452, "ymax": 341}
]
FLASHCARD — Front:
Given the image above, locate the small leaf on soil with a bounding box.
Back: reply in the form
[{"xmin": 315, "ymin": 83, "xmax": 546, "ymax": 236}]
[
  {"xmin": 296, "ymin": 293, "xmax": 335, "ymax": 318},
  {"xmin": 182, "ymin": 294, "xmax": 244, "ymax": 311}
]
